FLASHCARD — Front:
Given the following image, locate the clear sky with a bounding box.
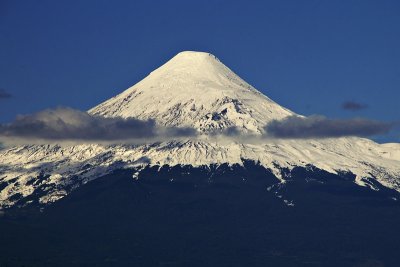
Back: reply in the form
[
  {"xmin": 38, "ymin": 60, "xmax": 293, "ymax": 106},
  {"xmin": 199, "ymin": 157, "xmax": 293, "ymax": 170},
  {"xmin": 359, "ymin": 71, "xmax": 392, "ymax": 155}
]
[{"xmin": 0, "ymin": 0, "xmax": 399, "ymax": 142}]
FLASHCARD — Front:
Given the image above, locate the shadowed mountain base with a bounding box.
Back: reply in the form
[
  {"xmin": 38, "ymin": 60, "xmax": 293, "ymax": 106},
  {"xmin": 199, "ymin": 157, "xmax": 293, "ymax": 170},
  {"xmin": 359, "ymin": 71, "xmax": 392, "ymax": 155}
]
[{"xmin": 1, "ymin": 162, "xmax": 400, "ymax": 267}]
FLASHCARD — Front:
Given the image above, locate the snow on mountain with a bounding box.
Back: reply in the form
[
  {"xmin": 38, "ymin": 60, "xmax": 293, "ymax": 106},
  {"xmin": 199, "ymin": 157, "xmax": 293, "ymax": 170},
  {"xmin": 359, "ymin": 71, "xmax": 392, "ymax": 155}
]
[
  {"xmin": 88, "ymin": 51, "xmax": 293, "ymax": 134},
  {"xmin": 0, "ymin": 51, "xmax": 399, "ymax": 208}
]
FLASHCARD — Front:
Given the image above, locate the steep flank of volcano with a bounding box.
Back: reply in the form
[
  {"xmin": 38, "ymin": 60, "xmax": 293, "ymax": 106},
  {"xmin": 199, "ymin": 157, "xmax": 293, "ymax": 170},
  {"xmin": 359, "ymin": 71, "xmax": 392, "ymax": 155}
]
[{"xmin": 89, "ymin": 51, "xmax": 294, "ymax": 134}]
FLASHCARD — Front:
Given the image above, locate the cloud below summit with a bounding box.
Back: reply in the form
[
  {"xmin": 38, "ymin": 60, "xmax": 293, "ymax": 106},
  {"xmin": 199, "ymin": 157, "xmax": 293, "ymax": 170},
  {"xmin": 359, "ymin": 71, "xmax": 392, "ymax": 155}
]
[
  {"xmin": 0, "ymin": 107, "xmax": 395, "ymax": 144},
  {"xmin": 0, "ymin": 107, "xmax": 197, "ymax": 143},
  {"xmin": 265, "ymin": 115, "xmax": 394, "ymax": 139}
]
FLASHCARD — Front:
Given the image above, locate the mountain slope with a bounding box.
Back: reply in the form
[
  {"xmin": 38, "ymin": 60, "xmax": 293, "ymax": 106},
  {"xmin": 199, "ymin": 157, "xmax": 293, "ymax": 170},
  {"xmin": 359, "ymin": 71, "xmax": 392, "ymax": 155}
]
[
  {"xmin": 0, "ymin": 51, "xmax": 399, "ymax": 209},
  {"xmin": 89, "ymin": 51, "xmax": 293, "ymax": 134},
  {"xmin": 2, "ymin": 166, "xmax": 400, "ymax": 267}
]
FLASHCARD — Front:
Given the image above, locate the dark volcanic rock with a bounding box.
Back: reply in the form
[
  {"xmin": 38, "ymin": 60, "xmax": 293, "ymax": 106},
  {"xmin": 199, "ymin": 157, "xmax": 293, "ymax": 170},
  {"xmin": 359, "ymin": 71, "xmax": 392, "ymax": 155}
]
[{"xmin": 1, "ymin": 163, "xmax": 400, "ymax": 266}]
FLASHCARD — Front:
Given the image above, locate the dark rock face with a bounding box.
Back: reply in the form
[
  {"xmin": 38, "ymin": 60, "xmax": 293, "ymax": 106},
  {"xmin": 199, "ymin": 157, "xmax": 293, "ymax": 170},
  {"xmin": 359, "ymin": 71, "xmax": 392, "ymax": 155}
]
[{"xmin": 1, "ymin": 162, "xmax": 400, "ymax": 266}]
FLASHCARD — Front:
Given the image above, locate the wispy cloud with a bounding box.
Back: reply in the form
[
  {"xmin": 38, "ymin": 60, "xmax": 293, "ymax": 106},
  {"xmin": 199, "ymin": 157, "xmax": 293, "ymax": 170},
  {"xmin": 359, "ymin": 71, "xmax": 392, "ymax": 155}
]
[
  {"xmin": 0, "ymin": 107, "xmax": 395, "ymax": 145},
  {"xmin": 0, "ymin": 89, "xmax": 12, "ymax": 99},
  {"xmin": 0, "ymin": 107, "xmax": 197, "ymax": 143},
  {"xmin": 264, "ymin": 115, "xmax": 393, "ymax": 139},
  {"xmin": 341, "ymin": 101, "xmax": 368, "ymax": 111}
]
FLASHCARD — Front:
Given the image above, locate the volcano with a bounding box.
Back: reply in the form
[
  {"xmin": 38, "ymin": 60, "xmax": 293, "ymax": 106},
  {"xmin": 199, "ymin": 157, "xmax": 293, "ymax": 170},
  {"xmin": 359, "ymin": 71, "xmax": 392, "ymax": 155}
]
[
  {"xmin": 1, "ymin": 51, "xmax": 399, "ymax": 208},
  {"xmin": 1, "ymin": 51, "xmax": 400, "ymax": 266}
]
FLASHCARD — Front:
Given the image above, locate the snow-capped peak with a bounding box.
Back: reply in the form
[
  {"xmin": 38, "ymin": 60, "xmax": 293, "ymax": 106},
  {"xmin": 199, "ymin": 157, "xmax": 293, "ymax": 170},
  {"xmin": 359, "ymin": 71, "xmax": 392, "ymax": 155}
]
[
  {"xmin": 1, "ymin": 51, "xmax": 399, "ymax": 209},
  {"xmin": 89, "ymin": 51, "xmax": 294, "ymax": 134}
]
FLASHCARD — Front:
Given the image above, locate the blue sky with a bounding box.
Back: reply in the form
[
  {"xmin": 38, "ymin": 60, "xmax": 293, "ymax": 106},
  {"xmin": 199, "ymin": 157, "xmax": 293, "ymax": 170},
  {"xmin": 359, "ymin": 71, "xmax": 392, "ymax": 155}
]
[{"xmin": 0, "ymin": 0, "xmax": 399, "ymax": 142}]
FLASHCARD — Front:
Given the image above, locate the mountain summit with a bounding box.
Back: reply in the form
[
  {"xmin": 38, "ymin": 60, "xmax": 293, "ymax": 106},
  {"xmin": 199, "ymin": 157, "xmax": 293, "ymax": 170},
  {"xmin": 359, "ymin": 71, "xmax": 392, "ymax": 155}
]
[
  {"xmin": 89, "ymin": 51, "xmax": 293, "ymax": 134},
  {"xmin": 0, "ymin": 51, "xmax": 400, "ymax": 208}
]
